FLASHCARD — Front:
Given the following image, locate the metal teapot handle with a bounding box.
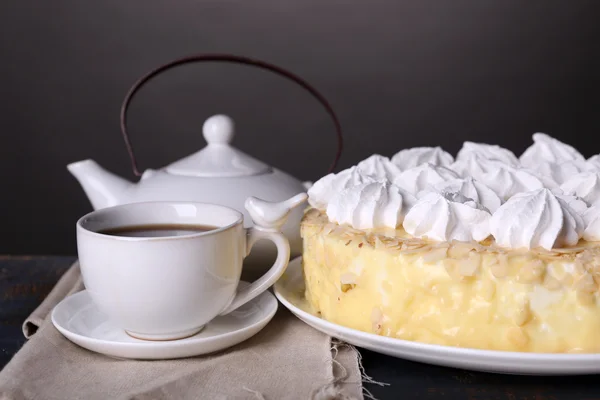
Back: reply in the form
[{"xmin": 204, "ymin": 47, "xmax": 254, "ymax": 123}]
[{"xmin": 120, "ymin": 54, "xmax": 343, "ymax": 177}]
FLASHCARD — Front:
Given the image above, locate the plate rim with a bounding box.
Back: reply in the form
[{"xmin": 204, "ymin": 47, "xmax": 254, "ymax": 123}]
[{"xmin": 274, "ymin": 256, "xmax": 600, "ymax": 364}]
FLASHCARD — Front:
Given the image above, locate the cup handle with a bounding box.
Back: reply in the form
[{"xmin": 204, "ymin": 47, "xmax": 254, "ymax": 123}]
[
  {"xmin": 219, "ymin": 193, "xmax": 307, "ymax": 315},
  {"xmin": 219, "ymin": 228, "xmax": 290, "ymax": 315}
]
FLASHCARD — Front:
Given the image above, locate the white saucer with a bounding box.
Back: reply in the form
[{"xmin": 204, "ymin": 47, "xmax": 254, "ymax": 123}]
[
  {"xmin": 274, "ymin": 257, "xmax": 600, "ymax": 375},
  {"xmin": 51, "ymin": 282, "xmax": 277, "ymax": 360}
]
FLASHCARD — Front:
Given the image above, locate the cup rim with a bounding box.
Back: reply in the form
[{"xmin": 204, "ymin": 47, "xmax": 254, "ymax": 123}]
[{"xmin": 76, "ymin": 201, "xmax": 244, "ymax": 242}]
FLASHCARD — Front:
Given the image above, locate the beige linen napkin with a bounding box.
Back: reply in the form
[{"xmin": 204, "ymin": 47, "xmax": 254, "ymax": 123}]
[{"xmin": 0, "ymin": 262, "xmax": 364, "ymax": 400}]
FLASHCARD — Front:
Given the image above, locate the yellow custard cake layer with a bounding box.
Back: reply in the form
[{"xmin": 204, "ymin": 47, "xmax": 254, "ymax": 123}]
[{"xmin": 301, "ymin": 208, "xmax": 600, "ymax": 353}]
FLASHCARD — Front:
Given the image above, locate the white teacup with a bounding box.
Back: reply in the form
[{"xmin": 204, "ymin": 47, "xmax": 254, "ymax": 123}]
[{"xmin": 76, "ymin": 194, "xmax": 307, "ymax": 340}]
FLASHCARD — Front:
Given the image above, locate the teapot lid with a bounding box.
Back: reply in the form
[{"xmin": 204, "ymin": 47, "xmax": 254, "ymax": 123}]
[{"xmin": 164, "ymin": 115, "xmax": 271, "ymax": 177}]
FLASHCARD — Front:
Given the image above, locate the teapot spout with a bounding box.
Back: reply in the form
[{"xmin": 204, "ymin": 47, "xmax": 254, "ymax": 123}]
[
  {"xmin": 245, "ymin": 193, "xmax": 308, "ymax": 231},
  {"xmin": 67, "ymin": 159, "xmax": 132, "ymax": 210}
]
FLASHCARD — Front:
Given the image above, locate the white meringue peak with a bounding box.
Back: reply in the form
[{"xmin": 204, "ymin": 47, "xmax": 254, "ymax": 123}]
[
  {"xmin": 326, "ymin": 180, "xmax": 416, "ymax": 230},
  {"xmin": 520, "ymin": 133, "xmax": 585, "ymax": 168},
  {"xmin": 551, "ymin": 188, "xmax": 589, "ymax": 217},
  {"xmin": 527, "ymin": 160, "xmax": 586, "ymax": 188},
  {"xmin": 477, "ymin": 165, "xmax": 544, "ymax": 201},
  {"xmin": 394, "ymin": 163, "xmax": 459, "ymax": 195},
  {"xmin": 431, "ymin": 177, "xmax": 502, "ymax": 213},
  {"xmin": 490, "ymin": 188, "xmax": 584, "ymax": 250},
  {"xmin": 403, "ymin": 191, "xmax": 491, "ymax": 243},
  {"xmin": 308, "ymin": 166, "xmax": 378, "ymax": 210},
  {"xmin": 583, "ymin": 206, "xmax": 600, "ymax": 241},
  {"xmin": 456, "ymin": 141, "xmax": 520, "ymax": 166},
  {"xmin": 450, "ymin": 153, "xmax": 511, "ymax": 180},
  {"xmin": 586, "ymin": 155, "xmax": 600, "ymax": 173},
  {"xmin": 559, "ymin": 172, "xmax": 600, "ymax": 207},
  {"xmin": 391, "ymin": 147, "xmax": 454, "ymax": 170},
  {"xmin": 356, "ymin": 154, "xmax": 401, "ymax": 182}
]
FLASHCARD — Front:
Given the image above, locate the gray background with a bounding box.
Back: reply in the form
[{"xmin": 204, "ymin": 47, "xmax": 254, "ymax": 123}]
[{"xmin": 1, "ymin": 1, "xmax": 599, "ymax": 255}]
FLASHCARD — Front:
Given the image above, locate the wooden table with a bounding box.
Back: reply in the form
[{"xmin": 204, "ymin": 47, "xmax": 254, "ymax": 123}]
[{"xmin": 2, "ymin": 256, "xmax": 600, "ymax": 400}]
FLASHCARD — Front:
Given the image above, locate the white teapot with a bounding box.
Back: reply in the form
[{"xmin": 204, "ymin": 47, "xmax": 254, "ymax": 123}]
[{"xmin": 67, "ymin": 54, "xmax": 343, "ymax": 274}]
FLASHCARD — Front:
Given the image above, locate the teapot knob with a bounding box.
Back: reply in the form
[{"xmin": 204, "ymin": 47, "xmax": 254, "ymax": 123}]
[{"xmin": 203, "ymin": 114, "xmax": 235, "ymax": 145}]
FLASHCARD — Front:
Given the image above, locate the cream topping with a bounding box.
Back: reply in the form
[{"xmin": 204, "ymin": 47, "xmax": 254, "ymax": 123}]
[
  {"xmin": 430, "ymin": 177, "xmax": 502, "ymax": 213},
  {"xmin": 356, "ymin": 154, "xmax": 401, "ymax": 182},
  {"xmin": 450, "ymin": 153, "xmax": 544, "ymax": 200},
  {"xmin": 490, "ymin": 188, "xmax": 584, "ymax": 250},
  {"xmin": 450, "ymin": 153, "xmax": 506, "ymax": 179},
  {"xmin": 391, "ymin": 147, "xmax": 454, "ymax": 170},
  {"xmin": 393, "ymin": 163, "xmax": 459, "ymax": 195},
  {"xmin": 308, "ymin": 167, "xmax": 377, "ymax": 210},
  {"xmin": 403, "ymin": 191, "xmax": 491, "ymax": 242},
  {"xmin": 520, "ymin": 133, "xmax": 585, "ymax": 168},
  {"xmin": 326, "ymin": 180, "xmax": 416, "ymax": 229},
  {"xmin": 552, "ymin": 189, "xmax": 589, "ymax": 217},
  {"xmin": 587, "ymin": 155, "xmax": 600, "ymax": 173},
  {"xmin": 560, "ymin": 172, "xmax": 600, "ymax": 206},
  {"xmin": 527, "ymin": 160, "xmax": 586, "ymax": 188},
  {"xmin": 583, "ymin": 206, "xmax": 600, "ymax": 241},
  {"xmin": 477, "ymin": 166, "xmax": 544, "ymax": 201},
  {"xmin": 456, "ymin": 141, "xmax": 520, "ymax": 166},
  {"xmin": 309, "ymin": 134, "xmax": 600, "ymax": 249}
]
